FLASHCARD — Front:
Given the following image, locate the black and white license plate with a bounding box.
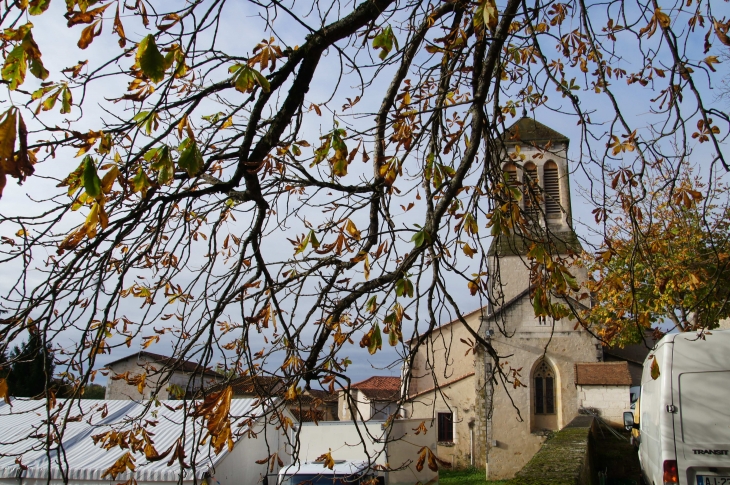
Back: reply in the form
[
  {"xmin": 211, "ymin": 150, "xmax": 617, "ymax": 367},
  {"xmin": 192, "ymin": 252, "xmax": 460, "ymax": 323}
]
[{"xmin": 697, "ymin": 476, "xmax": 730, "ymax": 485}]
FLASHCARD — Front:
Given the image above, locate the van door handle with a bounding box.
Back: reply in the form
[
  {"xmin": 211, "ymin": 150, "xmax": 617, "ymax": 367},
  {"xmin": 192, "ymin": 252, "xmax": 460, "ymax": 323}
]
[{"xmin": 666, "ymin": 405, "xmax": 677, "ymax": 413}]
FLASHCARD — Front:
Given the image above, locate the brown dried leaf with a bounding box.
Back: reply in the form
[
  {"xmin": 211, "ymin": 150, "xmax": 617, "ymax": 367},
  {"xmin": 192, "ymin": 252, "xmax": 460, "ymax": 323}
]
[{"xmin": 0, "ymin": 108, "xmax": 34, "ymax": 199}]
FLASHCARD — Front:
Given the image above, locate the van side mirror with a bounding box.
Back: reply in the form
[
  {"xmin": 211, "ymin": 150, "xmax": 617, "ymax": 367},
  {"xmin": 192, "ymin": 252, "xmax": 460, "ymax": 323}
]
[{"xmin": 623, "ymin": 411, "xmax": 638, "ymax": 431}]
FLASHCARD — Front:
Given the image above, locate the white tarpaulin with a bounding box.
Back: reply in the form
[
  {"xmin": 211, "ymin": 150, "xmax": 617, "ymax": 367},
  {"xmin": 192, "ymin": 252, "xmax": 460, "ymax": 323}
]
[{"xmin": 0, "ymin": 398, "xmax": 265, "ymax": 485}]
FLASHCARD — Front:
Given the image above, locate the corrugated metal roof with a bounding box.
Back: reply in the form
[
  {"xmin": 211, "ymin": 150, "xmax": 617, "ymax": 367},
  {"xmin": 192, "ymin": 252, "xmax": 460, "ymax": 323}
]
[{"xmin": 0, "ymin": 398, "xmax": 261, "ymax": 483}]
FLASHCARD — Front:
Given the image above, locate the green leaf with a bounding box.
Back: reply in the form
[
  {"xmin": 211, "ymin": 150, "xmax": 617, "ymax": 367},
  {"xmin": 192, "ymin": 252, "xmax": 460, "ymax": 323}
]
[
  {"xmin": 28, "ymin": 0, "xmax": 51, "ymax": 15},
  {"xmin": 1, "ymin": 46, "xmax": 27, "ymax": 91},
  {"xmin": 131, "ymin": 167, "xmax": 152, "ymax": 197},
  {"xmin": 532, "ymin": 286, "xmax": 548, "ymax": 317},
  {"xmin": 136, "ymin": 34, "xmax": 167, "ymax": 83},
  {"xmin": 388, "ymin": 326, "xmax": 399, "ymax": 346},
  {"xmin": 82, "ymin": 156, "xmax": 101, "ymax": 198},
  {"xmin": 251, "ymin": 69, "xmax": 270, "ymax": 92},
  {"xmin": 464, "ymin": 213, "xmax": 479, "ymax": 236},
  {"xmin": 29, "ymin": 57, "xmax": 48, "ymax": 80},
  {"xmin": 41, "ymin": 88, "xmax": 61, "ymax": 112},
  {"xmin": 149, "ymin": 146, "xmax": 174, "ymax": 185},
  {"xmin": 308, "ymin": 229, "xmax": 320, "ymax": 249},
  {"xmin": 368, "ymin": 323, "xmax": 382, "ymax": 355},
  {"xmin": 395, "ymin": 278, "xmax": 414, "ymax": 298},
  {"xmin": 178, "ymin": 138, "xmax": 203, "ymax": 176},
  {"xmin": 372, "ymin": 25, "xmax": 398, "ymax": 60},
  {"xmin": 412, "ymin": 230, "xmax": 426, "ymax": 248},
  {"xmin": 60, "ymin": 85, "xmax": 73, "ymax": 114},
  {"xmin": 365, "ymin": 295, "xmax": 378, "ymax": 314},
  {"xmin": 294, "ymin": 233, "xmax": 310, "ymax": 255},
  {"xmin": 133, "ymin": 111, "xmax": 159, "ymax": 135},
  {"xmin": 231, "ymin": 64, "xmax": 270, "ymax": 93}
]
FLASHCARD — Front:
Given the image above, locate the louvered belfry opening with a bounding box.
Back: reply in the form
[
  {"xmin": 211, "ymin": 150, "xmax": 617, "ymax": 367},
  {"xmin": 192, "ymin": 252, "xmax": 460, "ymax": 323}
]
[
  {"xmin": 523, "ymin": 162, "xmax": 539, "ymax": 220},
  {"xmin": 503, "ymin": 162, "xmax": 518, "ymax": 199},
  {"xmin": 543, "ymin": 161, "xmax": 561, "ymax": 219}
]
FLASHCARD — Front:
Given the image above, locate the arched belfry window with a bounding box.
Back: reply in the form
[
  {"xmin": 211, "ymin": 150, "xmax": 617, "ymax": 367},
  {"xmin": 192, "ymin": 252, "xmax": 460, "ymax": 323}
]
[
  {"xmin": 534, "ymin": 360, "xmax": 555, "ymax": 415},
  {"xmin": 503, "ymin": 162, "xmax": 518, "ymax": 188},
  {"xmin": 543, "ymin": 161, "xmax": 561, "ymax": 220},
  {"xmin": 523, "ymin": 162, "xmax": 539, "ymax": 219}
]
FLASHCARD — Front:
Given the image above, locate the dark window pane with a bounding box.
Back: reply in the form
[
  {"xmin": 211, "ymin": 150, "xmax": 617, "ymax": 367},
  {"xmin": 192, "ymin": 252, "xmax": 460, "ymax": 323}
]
[
  {"xmin": 535, "ymin": 377, "xmax": 544, "ymax": 414},
  {"xmin": 438, "ymin": 412, "xmax": 453, "ymax": 442},
  {"xmin": 545, "ymin": 377, "xmax": 554, "ymax": 414}
]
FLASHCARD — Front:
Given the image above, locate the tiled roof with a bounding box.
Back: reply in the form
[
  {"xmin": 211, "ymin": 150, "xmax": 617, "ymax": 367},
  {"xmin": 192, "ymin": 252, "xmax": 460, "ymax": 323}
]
[
  {"xmin": 305, "ymin": 388, "xmax": 339, "ymax": 403},
  {"xmin": 503, "ymin": 116, "xmax": 570, "ymax": 144},
  {"xmin": 216, "ymin": 375, "xmax": 284, "ymax": 396},
  {"xmin": 351, "ymin": 376, "xmax": 401, "ymax": 401},
  {"xmin": 104, "ymin": 351, "xmax": 219, "ymax": 377},
  {"xmin": 574, "ymin": 362, "xmax": 632, "ymax": 386}
]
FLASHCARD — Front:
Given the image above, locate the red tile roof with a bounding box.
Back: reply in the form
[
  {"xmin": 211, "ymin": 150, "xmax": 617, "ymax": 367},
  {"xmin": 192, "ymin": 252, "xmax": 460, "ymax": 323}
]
[
  {"xmin": 574, "ymin": 362, "xmax": 632, "ymax": 386},
  {"xmin": 350, "ymin": 376, "xmax": 401, "ymax": 401}
]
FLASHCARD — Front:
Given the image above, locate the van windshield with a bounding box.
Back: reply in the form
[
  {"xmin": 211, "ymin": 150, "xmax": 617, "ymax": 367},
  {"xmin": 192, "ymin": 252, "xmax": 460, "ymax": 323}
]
[
  {"xmin": 679, "ymin": 371, "xmax": 730, "ymax": 444},
  {"xmin": 279, "ymin": 474, "xmax": 361, "ymax": 485}
]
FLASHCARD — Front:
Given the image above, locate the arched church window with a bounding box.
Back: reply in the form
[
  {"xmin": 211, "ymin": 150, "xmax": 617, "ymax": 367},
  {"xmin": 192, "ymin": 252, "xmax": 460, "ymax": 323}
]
[
  {"xmin": 534, "ymin": 360, "xmax": 555, "ymax": 414},
  {"xmin": 503, "ymin": 162, "xmax": 518, "ymax": 188},
  {"xmin": 523, "ymin": 162, "xmax": 539, "ymax": 219},
  {"xmin": 543, "ymin": 161, "xmax": 561, "ymax": 219}
]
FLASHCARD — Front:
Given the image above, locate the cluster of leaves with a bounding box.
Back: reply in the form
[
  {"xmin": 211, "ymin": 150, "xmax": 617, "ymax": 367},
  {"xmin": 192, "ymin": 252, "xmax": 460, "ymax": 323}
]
[{"xmin": 583, "ymin": 168, "xmax": 730, "ymax": 346}]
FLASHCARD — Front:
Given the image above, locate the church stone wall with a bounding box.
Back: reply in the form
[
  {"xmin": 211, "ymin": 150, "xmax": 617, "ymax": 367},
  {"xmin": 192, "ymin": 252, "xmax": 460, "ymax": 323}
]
[
  {"xmin": 407, "ymin": 309, "xmax": 479, "ymax": 397},
  {"xmin": 478, "ymin": 295, "xmax": 601, "ymax": 480}
]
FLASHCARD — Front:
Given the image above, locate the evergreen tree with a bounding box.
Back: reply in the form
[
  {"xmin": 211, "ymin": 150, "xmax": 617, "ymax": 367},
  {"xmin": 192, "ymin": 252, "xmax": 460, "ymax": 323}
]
[{"xmin": 7, "ymin": 333, "xmax": 54, "ymax": 398}]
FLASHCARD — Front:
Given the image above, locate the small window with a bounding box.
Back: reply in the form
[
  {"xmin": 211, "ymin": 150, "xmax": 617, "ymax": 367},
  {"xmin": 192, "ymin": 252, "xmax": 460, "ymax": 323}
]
[
  {"xmin": 534, "ymin": 360, "xmax": 555, "ymax": 415},
  {"xmin": 438, "ymin": 412, "xmax": 454, "ymax": 442}
]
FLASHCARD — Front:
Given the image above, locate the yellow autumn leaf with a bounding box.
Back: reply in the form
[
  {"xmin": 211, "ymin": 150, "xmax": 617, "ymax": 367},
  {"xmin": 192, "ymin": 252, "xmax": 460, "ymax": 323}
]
[{"xmin": 345, "ymin": 219, "xmax": 361, "ymax": 240}]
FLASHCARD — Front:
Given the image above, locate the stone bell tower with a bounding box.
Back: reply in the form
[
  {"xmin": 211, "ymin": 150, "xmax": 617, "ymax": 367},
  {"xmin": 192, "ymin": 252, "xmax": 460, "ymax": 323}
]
[{"xmin": 486, "ymin": 113, "xmax": 582, "ymax": 305}]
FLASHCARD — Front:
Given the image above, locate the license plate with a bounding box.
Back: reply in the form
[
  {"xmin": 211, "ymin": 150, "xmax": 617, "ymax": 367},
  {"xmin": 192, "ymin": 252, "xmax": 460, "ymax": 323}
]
[{"xmin": 697, "ymin": 476, "xmax": 730, "ymax": 485}]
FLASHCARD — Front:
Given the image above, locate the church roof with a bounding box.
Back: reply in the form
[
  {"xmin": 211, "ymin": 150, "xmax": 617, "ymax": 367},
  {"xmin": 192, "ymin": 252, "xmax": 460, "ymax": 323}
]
[
  {"xmin": 503, "ymin": 116, "xmax": 570, "ymax": 145},
  {"xmin": 487, "ymin": 230, "xmax": 583, "ymax": 257},
  {"xmin": 574, "ymin": 362, "xmax": 632, "ymax": 386}
]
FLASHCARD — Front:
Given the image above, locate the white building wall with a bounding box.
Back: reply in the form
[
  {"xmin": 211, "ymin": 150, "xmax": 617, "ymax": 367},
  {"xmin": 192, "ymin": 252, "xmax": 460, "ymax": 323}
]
[
  {"xmin": 212, "ymin": 412, "xmax": 291, "ymax": 485},
  {"xmin": 577, "ymin": 384, "xmax": 630, "ymax": 426},
  {"xmin": 105, "ymin": 358, "xmax": 170, "ymax": 400}
]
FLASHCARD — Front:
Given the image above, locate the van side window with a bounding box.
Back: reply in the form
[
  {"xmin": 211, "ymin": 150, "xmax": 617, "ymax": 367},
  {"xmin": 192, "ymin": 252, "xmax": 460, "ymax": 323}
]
[{"xmin": 534, "ymin": 360, "xmax": 555, "ymax": 414}]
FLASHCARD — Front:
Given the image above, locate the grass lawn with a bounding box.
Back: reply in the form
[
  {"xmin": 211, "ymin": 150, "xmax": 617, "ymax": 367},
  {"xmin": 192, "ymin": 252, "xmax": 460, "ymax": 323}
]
[{"xmin": 439, "ymin": 468, "xmax": 511, "ymax": 485}]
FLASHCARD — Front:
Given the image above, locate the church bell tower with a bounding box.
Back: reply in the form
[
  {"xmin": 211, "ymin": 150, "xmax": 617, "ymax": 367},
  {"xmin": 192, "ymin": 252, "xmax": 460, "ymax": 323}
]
[{"xmin": 486, "ymin": 113, "xmax": 582, "ymax": 305}]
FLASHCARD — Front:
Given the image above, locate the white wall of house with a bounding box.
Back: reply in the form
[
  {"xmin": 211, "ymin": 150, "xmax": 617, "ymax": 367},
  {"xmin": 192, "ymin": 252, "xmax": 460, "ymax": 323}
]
[
  {"xmin": 105, "ymin": 357, "xmax": 170, "ymax": 400},
  {"xmin": 105, "ymin": 357, "xmax": 219, "ymax": 400},
  {"xmin": 577, "ymin": 384, "xmax": 630, "ymax": 426},
  {"xmin": 212, "ymin": 412, "xmax": 291, "ymax": 485}
]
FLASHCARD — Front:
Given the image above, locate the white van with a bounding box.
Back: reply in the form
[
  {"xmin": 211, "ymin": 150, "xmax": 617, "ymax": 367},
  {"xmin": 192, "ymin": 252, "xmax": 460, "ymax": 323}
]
[{"xmin": 624, "ymin": 330, "xmax": 730, "ymax": 485}]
